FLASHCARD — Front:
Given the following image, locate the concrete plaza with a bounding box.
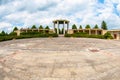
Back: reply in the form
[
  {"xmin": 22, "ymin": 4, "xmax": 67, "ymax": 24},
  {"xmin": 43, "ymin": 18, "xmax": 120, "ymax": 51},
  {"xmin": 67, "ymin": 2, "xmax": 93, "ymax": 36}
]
[{"xmin": 0, "ymin": 38, "xmax": 120, "ymax": 80}]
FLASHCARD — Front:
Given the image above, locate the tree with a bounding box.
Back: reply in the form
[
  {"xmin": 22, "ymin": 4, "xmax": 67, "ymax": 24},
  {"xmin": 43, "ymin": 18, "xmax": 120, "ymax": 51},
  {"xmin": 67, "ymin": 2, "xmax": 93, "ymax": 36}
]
[
  {"xmin": 9, "ymin": 32, "xmax": 17, "ymax": 36},
  {"xmin": 39, "ymin": 25, "xmax": 43, "ymax": 29},
  {"xmin": 93, "ymin": 24, "xmax": 99, "ymax": 29},
  {"xmin": 45, "ymin": 26, "xmax": 50, "ymax": 29},
  {"xmin": 13, "ymin": 27, "xmax": 18, "ymax": 31},
  {"xmin": 101, "ymin": 21, "xmax": 108, "ymax": 30},
  {"xmin": 104, "ymin": 32, "xmax": 113, "ymax": 39},
  {"xmin": 85, "ymin": 24, "xmax": 91, "ymax": 29},
  {"xmin": 79, "ymin": 25, "xmax": 82, "ymax": 29},
  {"xmin": 31, "ymin": 25, "xmax": 37, "ymax": 29},
  {"xmin": 0, "ymin": 31, "xmax": 6, "ymax": 36},
  {"xmin": 1, "ymin": 31, "xmax": 6, "ymax": 35},
  {"xmin": 72, "ymin": 24, "xmax": 77, "ymax": 29}
]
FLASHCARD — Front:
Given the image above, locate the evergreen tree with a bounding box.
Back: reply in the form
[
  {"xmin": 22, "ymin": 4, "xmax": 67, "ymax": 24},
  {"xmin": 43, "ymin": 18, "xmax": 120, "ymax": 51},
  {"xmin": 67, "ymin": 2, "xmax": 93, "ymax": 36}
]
[
  {"xmin": 39, "ymin": 25, "xmax": 43, "ymax": 29},
  {"xmin": 0, "ymin": 31, "xmax": 6, "ymax": 36},
  {"xmin": 79, "ymin": 25, "xmax": 82, "ymax": 29},
  {"xmin": 13, "ymin": 27, "xmax": 18, "ymax": 31},
  {"xmin": 72, "ymin": 24, "xmax": 77, "ymax": 29},
  {"xmin": 93, "ymin": 24, "xmax": 99, "ymax": 29},
  {"xmin": 1, "ymin": 31, "xmax": 6, "ymax": 35},
  {"xmin": 101, "ymin": 21, "xmax": 108, "ymax": 30},
  {"xmin": 45, "ymin": 26, "xmax": 50, "ymax": 29},
  {"xmin": 85, "ymin": 24, "xmax": 91, "ymax": 29},
  {"xmin": 31, "ymin": 25, "xmax": 37, "ymax": 29}
]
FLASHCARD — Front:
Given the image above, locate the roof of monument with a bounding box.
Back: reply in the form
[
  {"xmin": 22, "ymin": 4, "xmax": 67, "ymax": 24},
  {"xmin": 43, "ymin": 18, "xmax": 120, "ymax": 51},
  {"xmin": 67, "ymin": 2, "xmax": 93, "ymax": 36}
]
[{"xmin": 53, "ymin": 19, "xmax": 70, "ymax": 23}]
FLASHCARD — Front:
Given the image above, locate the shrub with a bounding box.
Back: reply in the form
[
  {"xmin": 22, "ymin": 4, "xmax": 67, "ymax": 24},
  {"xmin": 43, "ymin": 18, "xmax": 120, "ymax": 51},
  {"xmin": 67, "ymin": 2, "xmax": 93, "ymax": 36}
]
[
  {"xmin": 0, "ymin": 36, "xmax": 14, "ymax": 42},
  {"xmin": 0, "ymin": 32, "xmax": 58, "ymax": 42},
  {"xmin": 104, "ymin": 32, "xmax": 113, "ymax": 39},
  {"xmin": 64, "ymin": 32, "xmax": 104, "ymax": 39},
  {"xmin": 64, "ymin": 34, "xmax": 72, "ymax": 37},
  {"xmin": 9, "ymin": 32, "xmax": 17, "ymax": 36}
]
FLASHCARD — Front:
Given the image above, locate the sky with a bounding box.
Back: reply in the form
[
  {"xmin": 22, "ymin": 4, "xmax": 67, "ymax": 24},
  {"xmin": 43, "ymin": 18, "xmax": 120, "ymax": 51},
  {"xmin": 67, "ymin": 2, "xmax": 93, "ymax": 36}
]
[{"xmin": 0, "ymin": 0, "xmax": 120, "ymax": 32}]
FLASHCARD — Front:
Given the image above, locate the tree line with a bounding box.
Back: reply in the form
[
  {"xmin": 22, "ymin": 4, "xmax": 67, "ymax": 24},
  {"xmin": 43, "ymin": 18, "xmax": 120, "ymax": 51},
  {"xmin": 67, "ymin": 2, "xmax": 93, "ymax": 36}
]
[{"xmin": 72, "ymin": 21, "xmax": 108, "ymax": 30}]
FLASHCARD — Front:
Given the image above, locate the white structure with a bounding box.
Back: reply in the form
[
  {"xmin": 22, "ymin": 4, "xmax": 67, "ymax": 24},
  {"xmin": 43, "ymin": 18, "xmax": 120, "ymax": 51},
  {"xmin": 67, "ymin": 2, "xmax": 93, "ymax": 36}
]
[{"xmin": 53, "ymin": 19, "xmax": 70, "ymax": 34}]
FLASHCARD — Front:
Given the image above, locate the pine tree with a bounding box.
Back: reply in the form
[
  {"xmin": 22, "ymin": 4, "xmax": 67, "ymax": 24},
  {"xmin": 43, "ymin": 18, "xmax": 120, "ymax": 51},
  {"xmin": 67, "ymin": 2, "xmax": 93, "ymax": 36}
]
[
  {"xmin": 101, "ymin": 21, "xmax": 108, "ymax": 30},
  {"xmin": 13, "ymin": 27, "xmax": 18, "ymax": 31},
  {"xmin": 39, "ymin": 25, "xmax": 43, "ymax": 29},
  {"xmin": 31, "ymin": 25, "xmax": 37, "ymax": 29},
  {"xmin": 45, "ymin": 26, "xmax": 50, "ymax": 29},
  {"xmin": 72, "ymin": 24, "xmax": 77, "ymax": 29},
  {"xmin": 0, "ymin": 31, "xmax": 6, "ymax": 36},
  {"xmin": 93, "ymin": 24, "xmax": 99, "ymax": 29},
  {"xmin": 85, "ymin": 24, "xmax": 91, "ymax": 29},
  {"xmin": 79, "ymin": 25, "xmax": 82, "ymax": 29}
]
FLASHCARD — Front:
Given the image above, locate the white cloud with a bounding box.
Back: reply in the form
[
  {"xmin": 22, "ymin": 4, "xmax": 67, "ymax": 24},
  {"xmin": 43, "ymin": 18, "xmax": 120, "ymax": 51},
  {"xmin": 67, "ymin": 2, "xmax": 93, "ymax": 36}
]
[
  {"xmin": 0, "ymin": 22, "xmax": 12, "ymax": 32},
  {"xmin": 0, "ymin": 0, "xmax": 120, "ymax": 32},
  {"xmin": 117, "ymin": 4, "xmax": 120, "ymax": 12}
]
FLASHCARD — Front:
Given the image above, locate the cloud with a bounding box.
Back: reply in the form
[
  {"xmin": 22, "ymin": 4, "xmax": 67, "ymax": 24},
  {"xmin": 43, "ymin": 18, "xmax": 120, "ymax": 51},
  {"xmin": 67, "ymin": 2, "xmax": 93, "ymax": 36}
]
[
  {"xmin": 0, "ymin": 0, "xmax": 120, "ymax": 32},
  {"xmin": 117, "ymin": 4, "xmax": 120, "ymax": 12},
  {"xmin": 0, "ymin": 22, "xmax": 12, "ymax": 32}
]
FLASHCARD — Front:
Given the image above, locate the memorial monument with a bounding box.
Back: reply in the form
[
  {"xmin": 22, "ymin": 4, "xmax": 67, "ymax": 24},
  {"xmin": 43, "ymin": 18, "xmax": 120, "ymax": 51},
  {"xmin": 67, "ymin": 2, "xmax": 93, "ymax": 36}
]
[{"xmin": 53, "ymin": 19, "xmax": 70, "ymax": 34}]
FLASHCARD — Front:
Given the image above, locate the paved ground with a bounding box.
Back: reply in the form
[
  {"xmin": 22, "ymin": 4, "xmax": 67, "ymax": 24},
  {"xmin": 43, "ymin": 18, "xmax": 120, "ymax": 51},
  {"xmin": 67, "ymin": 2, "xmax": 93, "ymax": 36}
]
[{"xmin": 0, "ymin": 38, "xmax": 120, "ymax": 80}]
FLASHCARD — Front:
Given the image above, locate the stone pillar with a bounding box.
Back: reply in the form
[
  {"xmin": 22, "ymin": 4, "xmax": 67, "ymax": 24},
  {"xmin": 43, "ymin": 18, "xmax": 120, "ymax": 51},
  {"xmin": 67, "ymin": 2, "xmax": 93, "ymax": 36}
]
[
  {"xmin": 26, "ymin": 30, "xmax": 27, "ymax": 32},
  {"xmin": 57, "ymin": 21, "xmax": 59, "ymax": 34},
  {"xmin": 53, "ymin": 22, "xmax": 55, "ymax": 33},
  {"xmin": 15, "ymin": 30, "xmax": 20, "ymax": 36},
  {"xmin": 67, "ymin": 23, "xmax": 69, "ymax": 33},
  {"xmin": 83, "ymin": 29, "xmax": 85, "ymax": 33},
  {"xmin": 95, "ymin": 30, "xmax": 97, "ymax": 35},
  {"xmin": 63, "ymin": 21, "xmax": 65, "ymax": 34},
  {"xmin": 89, "ymin": 29, "xmax": 91, "ymax": 35},
  {"xmin": 38, "ymin": 29, "xmax": 39, "ymax": 32}
]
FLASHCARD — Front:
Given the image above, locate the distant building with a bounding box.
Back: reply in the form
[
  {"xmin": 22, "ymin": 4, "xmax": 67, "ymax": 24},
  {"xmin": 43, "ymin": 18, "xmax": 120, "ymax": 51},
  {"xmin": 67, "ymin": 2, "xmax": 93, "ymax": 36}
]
[
  {"xmin": 14, "ymin": 28, "xmax": 54, "ymax": 36},
  {"xmin": 68, "ymin": 29, "xmax": 120, "ymax": 40},
  {"xmin": 14, "ymin": 19, "xmax": 120, "ymax": 40}
]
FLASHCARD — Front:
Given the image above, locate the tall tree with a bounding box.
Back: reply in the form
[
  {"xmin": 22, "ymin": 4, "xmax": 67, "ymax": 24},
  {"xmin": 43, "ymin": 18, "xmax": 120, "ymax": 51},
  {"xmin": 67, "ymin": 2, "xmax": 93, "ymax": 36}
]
[
  {"xmin": 39, "ymin": 25, "xmax": 43, "ymax": 29},
  {"xmin": 93, "ymin": 24, "xmax": 99, "ymax": 29},
  {"xmin": 79, "ymin": 25, "xmax": 82, "ymax": 29},
  {"xmin": 72, "ymin": 24, "xmax": 77, "ymax": 29},
  {"xmin": 101, "ymin": 21, "xmax": 108, "ymax": 30},
  {"xmin": 85, "ymin": 24, "xmax": 91, "ymax": 29},
  {"xmin": 0, "ymin": 31, "xmax": 6, "ymax": 36},
  {"xmin": 31, "ymin": 25, "xmax": 37, "ymax": 29},
  {"xmin": 45, "ymin": 26, "xmax": 50, "ymax": 29},
  {"xmin": 13, "ymin": 27, "xmax": 18, "ymax": 31}
]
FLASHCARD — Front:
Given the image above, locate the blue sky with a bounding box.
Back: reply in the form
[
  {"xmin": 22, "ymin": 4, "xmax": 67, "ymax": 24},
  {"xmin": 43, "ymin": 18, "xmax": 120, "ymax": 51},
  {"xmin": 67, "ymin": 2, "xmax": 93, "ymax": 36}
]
[
  {"xmin": 0, "ymin": 0, "xmax": 120, "ymax": 32},
  {"xmin": 98, "ymin": 0, "xmax": 104, "ymax": 3}
]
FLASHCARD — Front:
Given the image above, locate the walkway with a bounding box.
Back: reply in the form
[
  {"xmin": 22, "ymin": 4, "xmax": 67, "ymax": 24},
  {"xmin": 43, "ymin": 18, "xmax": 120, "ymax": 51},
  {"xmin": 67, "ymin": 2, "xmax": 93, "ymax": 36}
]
[{"xmin": 0, "ymin": 38, "xmax": 120, "ymax": 80}]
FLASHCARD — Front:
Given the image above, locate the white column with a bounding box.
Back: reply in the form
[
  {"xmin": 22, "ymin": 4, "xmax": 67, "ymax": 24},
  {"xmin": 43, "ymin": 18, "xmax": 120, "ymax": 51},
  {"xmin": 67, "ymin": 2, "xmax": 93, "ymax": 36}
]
[
  {"xmin": 67, "ymin": 23, "xmax": 69, "ymax": 33},
  {"xmin": 38, "ymin": 29, "xmax": 39, "ymax": 32},
  {"xmin": 89, "ymin": 29, "xmax": 91, "ymax": 35},
  {"xmin": 63, "ymin": 21, "xmax": 65, "ymax": 34},
  {"xmin": 53, "ymin": 23, "xmax": 55, "ymax": 33},
  {"xmin": 83, "ymin": 29, "xmax": 85, "ymax": 33},
  {"xmin": 57, "ymin": 21, "xmax": 59, "ymax": 34},
  {"xmin": 95, "ymin": 30, "xmax": 97, "ymax": 35}
]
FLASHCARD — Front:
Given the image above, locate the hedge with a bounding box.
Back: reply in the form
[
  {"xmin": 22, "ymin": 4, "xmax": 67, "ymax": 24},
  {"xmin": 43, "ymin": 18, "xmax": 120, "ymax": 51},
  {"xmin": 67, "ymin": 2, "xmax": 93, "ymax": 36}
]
[
  {"xmin": 0, "ymin": 33, "xmax": 58, "ymax": 42},
  {"xmin": 65, "ymin": 33, "xmax": 105, "ymax": 39}
]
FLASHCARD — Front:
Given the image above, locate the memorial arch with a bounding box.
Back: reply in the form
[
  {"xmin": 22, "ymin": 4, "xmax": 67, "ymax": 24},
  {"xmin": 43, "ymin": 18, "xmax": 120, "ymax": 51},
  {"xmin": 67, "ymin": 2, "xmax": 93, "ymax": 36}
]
[{"xmin": 53, "ymin": 19, "xmax": 70, "ymax": 34}]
